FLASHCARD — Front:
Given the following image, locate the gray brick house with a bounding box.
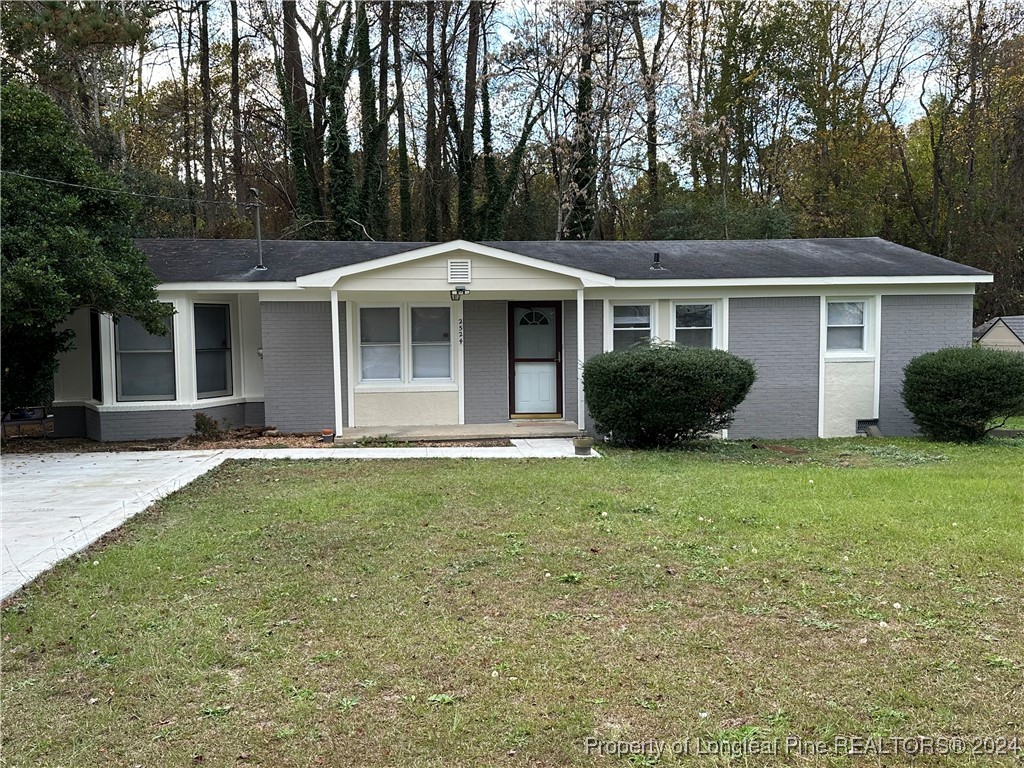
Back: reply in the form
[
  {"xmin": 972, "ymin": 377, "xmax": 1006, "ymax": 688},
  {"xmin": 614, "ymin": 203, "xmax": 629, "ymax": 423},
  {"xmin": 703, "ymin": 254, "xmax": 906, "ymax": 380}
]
[{"xmin": 51, "ymin": 238, "xmax": 991, "ymax": 441}]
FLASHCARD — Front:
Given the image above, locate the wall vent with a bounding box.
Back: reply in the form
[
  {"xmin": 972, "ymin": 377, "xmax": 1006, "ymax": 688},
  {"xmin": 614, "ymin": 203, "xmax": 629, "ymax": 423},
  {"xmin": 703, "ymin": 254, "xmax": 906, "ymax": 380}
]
[{"xmin": 448, "ymin": 259, "xmax": 472, "ymax": 283}]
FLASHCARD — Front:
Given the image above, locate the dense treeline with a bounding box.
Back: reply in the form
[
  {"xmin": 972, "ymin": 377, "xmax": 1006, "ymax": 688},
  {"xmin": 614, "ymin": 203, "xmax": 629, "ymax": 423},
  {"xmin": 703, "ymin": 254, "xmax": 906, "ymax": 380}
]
[{"xmin": 1, "ymin": 0, "xmax": 1021, "ymax": 319}]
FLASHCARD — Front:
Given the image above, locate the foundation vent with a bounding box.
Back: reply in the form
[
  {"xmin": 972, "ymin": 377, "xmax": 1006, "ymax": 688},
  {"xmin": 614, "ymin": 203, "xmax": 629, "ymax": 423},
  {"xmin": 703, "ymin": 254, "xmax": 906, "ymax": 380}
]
[{"xmin": 447, "ymin": 259, "xmax": 472, "ymax": 283}]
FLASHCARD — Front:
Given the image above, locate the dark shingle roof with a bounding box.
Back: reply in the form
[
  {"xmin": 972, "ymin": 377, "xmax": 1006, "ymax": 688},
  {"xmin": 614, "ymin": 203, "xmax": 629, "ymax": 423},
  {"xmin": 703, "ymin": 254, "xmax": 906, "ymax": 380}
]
[
  {"xmin": 137, "ymin": 237, "xmax": 990, "ymax": 284},
  {"xmin": 1003, "ymin": 317, "xmax": 1024, "ymax": 342},
  {"xmin": 977, "ymin": 316, "xmax": 1024, "ymax": 343}
]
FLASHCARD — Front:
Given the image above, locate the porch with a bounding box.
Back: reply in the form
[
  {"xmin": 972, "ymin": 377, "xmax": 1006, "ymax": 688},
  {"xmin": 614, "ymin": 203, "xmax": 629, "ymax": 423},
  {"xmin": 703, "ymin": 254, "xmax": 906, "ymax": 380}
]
[{"xmin": 333, "ymin": 419, "xmax": 581, "ymax": 444}]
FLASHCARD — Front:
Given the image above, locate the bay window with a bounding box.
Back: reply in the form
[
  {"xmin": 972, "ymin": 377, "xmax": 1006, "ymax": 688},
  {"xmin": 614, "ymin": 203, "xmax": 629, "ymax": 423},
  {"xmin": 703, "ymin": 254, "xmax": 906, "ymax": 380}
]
[
  {"xmin": 116, "ymin": 313, "xmax": 175, "ymax": 401},
  {"xmin": 195, "ymin": 304, "xmax": 232, "ymax": 398}
]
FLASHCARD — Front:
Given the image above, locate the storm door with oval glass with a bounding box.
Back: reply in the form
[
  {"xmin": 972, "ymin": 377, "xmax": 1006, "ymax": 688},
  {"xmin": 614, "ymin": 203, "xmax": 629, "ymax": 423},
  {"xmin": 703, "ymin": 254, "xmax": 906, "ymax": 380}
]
[{"xmin": 508, "ymin": 303, "xmax": 562, "ymax": 416}]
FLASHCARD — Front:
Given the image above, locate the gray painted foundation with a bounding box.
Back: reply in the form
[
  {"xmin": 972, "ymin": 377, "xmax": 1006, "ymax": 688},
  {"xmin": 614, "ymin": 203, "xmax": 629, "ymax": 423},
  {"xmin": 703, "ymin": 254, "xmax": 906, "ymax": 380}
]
[{"xmin": 52, "ymin": 402, "xmax": 264, "ymax": 442}]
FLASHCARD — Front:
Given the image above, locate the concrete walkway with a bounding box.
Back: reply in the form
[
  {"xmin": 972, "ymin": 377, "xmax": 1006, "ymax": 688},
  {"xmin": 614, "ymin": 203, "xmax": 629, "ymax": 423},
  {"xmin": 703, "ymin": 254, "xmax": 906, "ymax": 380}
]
[{"xmin": 0, "ymin": 439, "xmax": 595, "ymax": 599}]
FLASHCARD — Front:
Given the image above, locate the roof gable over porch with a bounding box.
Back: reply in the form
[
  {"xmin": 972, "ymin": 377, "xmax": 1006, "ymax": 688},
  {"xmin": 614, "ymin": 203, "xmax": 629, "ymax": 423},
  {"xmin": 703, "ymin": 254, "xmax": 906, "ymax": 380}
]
[{"xmin": 296, "ymin": 240, "xmax": 613, "ymax": 290}]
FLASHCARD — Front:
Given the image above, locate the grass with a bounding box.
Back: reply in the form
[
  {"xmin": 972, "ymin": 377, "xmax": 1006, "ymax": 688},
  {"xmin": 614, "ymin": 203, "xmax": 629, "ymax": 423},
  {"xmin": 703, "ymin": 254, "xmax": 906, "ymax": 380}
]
[
  {"xmin": 2, "ymin": 437, "xmax": 1023, "ymax": 766},
  {"xmin": 995, "ymin": 415, "xmax": 1024, "ymax": 430}
]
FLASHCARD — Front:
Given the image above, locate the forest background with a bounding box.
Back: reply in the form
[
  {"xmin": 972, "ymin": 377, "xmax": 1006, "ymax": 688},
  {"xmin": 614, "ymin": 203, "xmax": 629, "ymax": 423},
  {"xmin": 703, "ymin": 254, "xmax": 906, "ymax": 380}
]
[{"xmin": 2, "ymin": 0, "xmax": 1021, "ymax": 320}]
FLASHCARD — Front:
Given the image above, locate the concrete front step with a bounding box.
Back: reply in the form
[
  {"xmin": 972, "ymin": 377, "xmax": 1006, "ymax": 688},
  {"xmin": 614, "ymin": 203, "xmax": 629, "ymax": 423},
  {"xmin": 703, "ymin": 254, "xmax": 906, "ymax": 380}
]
[{"xmin": 334, "ymin": 420, "xmax": 581, "ymax": 444}]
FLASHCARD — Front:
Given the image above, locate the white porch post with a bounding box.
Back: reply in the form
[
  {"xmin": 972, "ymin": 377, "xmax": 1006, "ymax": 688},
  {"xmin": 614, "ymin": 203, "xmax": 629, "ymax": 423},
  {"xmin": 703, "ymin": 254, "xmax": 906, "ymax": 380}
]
[
  {"xmin": 330, "ymin": 289, "xmax": 344, "ymax": 437},
  {"xmin": 576, "ymin": 288, "xmax": 586, "ymax": 429}
]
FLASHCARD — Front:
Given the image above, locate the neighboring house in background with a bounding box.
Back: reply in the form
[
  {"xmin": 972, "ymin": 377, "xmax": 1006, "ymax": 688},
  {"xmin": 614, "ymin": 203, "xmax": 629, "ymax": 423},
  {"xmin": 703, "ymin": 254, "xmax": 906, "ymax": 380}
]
[
  {"xmin": 50, "ymin": 238, "xmax": 991, "ymax": 441},
  {"xmin": 973, "ymin": 316, "xmax": 1024, "ymax": 353}
]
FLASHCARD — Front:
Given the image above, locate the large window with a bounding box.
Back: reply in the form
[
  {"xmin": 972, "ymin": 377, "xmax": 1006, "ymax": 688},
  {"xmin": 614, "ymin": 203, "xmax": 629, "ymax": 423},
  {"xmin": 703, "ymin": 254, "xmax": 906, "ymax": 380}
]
[
  {"xmin": 612, "ymin": 304, "xmax": 652, "ymax": 350},
  {"xmin": 360, "ymin": 305, "xmax": 451, "ymax": 382},
  {"xmin": 195, "ymin": 304, "xmax": 232, "ymax": 398},
  {"xmin": 826, "ymin": 301, "xmax": 866, "ymax": 351},
  {"xmin": 116, "ymin": 313, "xmax": 175, "ymax": 401},
  {"xmin": 411, "ymin": 307, "xmax": 451, "ymax": 379},
  {"xmin": 675, "ymin": 303, "xmax": 714, "ymax": 348}
]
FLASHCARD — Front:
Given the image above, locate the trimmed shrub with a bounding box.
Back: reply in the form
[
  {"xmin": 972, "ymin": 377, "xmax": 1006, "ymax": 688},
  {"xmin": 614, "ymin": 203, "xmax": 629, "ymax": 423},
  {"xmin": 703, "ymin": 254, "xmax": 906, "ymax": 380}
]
[
  {"xmin": 583, "ymin": 343, "xmax": 756, "ymax": 447},
  {"xmin": 902, "ymin": 347, "xmax": 1024, "ymax": 442},
  {"xmin": 194, "ymin": 412, "xmax": 223, "ymax": 440}
]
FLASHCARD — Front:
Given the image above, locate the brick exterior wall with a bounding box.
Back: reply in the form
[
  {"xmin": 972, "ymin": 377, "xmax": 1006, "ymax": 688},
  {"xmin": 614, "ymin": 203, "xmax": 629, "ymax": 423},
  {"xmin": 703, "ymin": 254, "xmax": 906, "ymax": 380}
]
[
  {"xmin": 562, "ymin": 299, "xmax": 604, "ymax": 426},
  {"xmin": 261, "ymin": 301, "xmax": 340, "ymax": 433},
  {"xmin": 244, "ymin": 400, "xmax": 266, "ymax": 428},
  {"xmin": 86, "ymin": 407, "xmax": 101, "ymax": 441},
  {"xmin": 54, "ymin": 401, "xmax": 265, "ymax": 441},
  {"xmin": 463, "ymin": 300, "xmax": 509, "ymax": 423},
  {"xmin": 878, "ymin": 294, "xmax": 973, "ymax": 436},
  {"xmin": 729, "ymin": 297, "xmax": 820, "ymax": 439},
  {"xmin": 562, "ymin": 300, "xmax": 578, "ymax": 423},
  {"xmin": 580, "ymin": 300, "xmax": 604, "ymax": 431}
]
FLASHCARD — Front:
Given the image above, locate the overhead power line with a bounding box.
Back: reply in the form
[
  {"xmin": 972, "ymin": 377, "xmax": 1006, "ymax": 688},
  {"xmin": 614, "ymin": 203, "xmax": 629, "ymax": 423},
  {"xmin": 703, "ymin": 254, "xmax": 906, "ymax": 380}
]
[{"xmin": 0, "ymin": 169, "xmax": 263, "ymax": 208}]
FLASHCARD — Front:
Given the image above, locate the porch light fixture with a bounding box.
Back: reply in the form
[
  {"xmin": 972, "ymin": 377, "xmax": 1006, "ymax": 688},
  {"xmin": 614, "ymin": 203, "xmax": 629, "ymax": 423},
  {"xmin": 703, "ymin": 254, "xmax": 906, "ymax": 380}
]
[{"xmin": 450, "ymin": 285, "xmax": 470, "ymax": 301}]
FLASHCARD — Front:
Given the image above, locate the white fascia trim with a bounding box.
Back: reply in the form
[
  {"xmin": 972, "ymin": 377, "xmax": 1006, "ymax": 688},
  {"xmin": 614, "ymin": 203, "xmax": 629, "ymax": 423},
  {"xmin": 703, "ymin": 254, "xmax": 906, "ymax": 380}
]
[
  {"xmin": 613, "ymin": 275, "xmax": 993, "ymax": 288},
  {"xmin": 159, "ymin": 281, "xmax": 297, "ymax": 292},
  {"xmin": 295, "ymin": 240, "xmax": 616, "ymax": 288}
]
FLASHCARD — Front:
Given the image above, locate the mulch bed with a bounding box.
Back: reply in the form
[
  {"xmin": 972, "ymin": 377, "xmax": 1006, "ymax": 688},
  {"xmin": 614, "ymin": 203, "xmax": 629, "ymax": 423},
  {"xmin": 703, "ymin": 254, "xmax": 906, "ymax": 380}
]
[{"xmin": 0, "ymin": 426, "xmax": 513, "ymax": 454}]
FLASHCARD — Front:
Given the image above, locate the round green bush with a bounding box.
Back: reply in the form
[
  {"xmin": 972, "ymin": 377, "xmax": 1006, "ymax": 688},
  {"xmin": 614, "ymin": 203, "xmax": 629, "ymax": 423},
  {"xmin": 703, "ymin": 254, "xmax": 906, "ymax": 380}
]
[
  {"xmin": 583, "ymin": 343, "xmax": 756, "ymax": 447},
  {"xmin": 901, "ymin": 346, "xmax": 1024, "ymax": 442}
]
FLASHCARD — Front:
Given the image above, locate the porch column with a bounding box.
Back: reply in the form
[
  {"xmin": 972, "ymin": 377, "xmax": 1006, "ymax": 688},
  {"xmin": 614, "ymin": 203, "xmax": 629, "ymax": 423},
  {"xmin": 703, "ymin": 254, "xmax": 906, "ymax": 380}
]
[
  {"xmin": 330, "ymin": 289, "xmax": 344, "ymax": 437},
  {"xmin": 576, "ymin": 288, "xmax": 586, "ymax": 429}
]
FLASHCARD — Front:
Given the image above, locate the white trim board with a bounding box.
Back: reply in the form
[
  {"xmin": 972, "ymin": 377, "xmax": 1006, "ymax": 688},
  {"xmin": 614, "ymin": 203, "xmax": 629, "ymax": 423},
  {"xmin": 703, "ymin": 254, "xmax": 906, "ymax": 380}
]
[{"xmin": 296, "ymin": 240, "xmax": 616, "ymax": 288}]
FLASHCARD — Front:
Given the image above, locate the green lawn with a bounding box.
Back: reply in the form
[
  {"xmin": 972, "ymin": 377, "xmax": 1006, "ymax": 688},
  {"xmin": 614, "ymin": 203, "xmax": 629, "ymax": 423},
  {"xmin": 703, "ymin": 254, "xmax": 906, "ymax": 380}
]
[
  {"xmin": 3, "ymin": 438, "xmax": 1023, "ymax": 766},
  {"xmin": 997, "ymin": 415, "xmax": 1024, "ymax": 430}
]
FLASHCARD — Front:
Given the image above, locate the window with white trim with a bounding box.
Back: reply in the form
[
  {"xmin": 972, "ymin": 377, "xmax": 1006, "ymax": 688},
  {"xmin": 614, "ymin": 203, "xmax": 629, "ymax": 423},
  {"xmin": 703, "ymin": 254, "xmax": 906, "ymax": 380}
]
[
  {"xmin": 612, "ymin": 304, "xmax": 652, "ymax": 350},
  {"xmin": 826, "ymin": 301, "xmax": 866, "ymax": 351},
  {"xmin": 411, "ymin": 307, "xmax": 451, "ymax": 378},
  {"xmin": 115, "ymin": 312, "xmax": 175, "ymax": 401},
  {"xmin": 674, "ymin": 303, "xmax": 714, "ymax": 348},
  {"xmin": 195, "ymin": 304, "xmax": 232, "ymax": 398},
  {"xmin": 359, "ymin": 305, "xmax": 452, "ymax": 382}
]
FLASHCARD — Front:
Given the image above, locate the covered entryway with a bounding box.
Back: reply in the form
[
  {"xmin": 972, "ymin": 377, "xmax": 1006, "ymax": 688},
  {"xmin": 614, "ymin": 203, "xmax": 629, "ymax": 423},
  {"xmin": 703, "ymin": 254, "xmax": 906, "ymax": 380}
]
[{"xmin": 508, "ymin": 302, "xmax": 562, "ymax": 417}]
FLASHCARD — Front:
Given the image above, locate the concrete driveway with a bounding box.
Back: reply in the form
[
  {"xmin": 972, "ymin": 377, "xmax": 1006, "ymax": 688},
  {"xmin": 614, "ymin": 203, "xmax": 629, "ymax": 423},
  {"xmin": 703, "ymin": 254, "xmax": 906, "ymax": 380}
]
[
  {"xmin": 0, "ymin": 439, "xmax": 594, "ymax": 599},
  {"xmin": 0, "ymin": 450, "xmax": 228, "ymax": 599}
]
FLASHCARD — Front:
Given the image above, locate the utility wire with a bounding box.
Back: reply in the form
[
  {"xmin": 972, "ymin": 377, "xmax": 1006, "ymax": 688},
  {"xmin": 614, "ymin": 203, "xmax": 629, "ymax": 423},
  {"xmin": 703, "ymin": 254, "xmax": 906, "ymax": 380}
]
[{"xmin": 0, "ymin": 169, "xmax": 267, "ymax": 209}]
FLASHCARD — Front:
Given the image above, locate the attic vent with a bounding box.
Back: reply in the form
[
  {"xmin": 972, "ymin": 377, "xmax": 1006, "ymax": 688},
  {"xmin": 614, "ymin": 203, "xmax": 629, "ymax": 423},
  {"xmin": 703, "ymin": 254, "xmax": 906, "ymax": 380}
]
[{"xmin": 448, "ymin": 259, "xmax": 472, "ymax": 283}]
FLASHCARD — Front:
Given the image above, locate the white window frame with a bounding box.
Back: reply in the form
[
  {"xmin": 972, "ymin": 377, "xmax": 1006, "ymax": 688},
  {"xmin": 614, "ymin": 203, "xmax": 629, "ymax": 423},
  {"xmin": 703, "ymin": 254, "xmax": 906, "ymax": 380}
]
[
  {"xmin": 114, "ymin": 308, "xmax": 176, "ymax": 402},
  {"xmin": 824, "ymin": 297, "xmax": 873, "ymax": 357},
  {"xmin": 357, "ymin": 303, "xmax": 454, "ymax": 385},
  {"xmin": 672, "ymin": 301, "xmax": 718, "ymax": 349},
  {"xmin": 610, "ymin": 302, "xmax": 655, "ymax": 351}
]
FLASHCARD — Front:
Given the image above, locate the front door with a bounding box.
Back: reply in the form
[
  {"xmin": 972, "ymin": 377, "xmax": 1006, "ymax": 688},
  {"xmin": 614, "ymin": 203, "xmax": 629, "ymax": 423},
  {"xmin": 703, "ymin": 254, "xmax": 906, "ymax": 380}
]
[{"xmin": 509, "ymin": 302, "xmax": 562, "ymax": 417}]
